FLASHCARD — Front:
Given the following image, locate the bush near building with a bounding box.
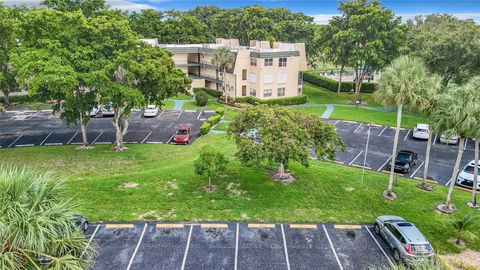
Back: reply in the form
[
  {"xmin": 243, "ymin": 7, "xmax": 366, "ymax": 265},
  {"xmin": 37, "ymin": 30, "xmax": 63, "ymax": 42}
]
[
  {"xmin": 235, "ymin": 94, "xmax": 308, "ymax": 106},
  {"xmin": 193, "ymin": 87, "xmax": 222, "ymax": 98},
  {"xmin": 200, "ymin": 122, "xmax": 212, "ymax": 135},
  {"xmin": 303, "ymin": 71, "xmax": 376, "ymax": 93},
  {"xmin": 195, "ymin": 90, "xmax": 209, "ymax": 106}
]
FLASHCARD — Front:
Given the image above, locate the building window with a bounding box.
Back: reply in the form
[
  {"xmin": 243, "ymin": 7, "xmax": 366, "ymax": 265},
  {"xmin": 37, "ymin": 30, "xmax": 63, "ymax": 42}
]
[
  {"xmin": 250, "ymin": 58, "xmax": 257, "ymax": 66},
  {"xmin": 242, "ymin": 69, "xmax": 247, "ymax": 80},
  {"xmin": 298, "ymin": 72, "xmax": 303, "ymax": 85},
  {"xmin": 264, "ymin": 58, "xmax": 273, "ymax": 66},
  {"xmin": 279, "ymin": 57, "xmax": 287, "ymax": 67},
  {"xmin": 250, "ymin": 88, "xmax": 256, "ymax": 97},
  {"xmin": 249, "ymin": 73, "xmax": 257, "ymax": 83},
  {"xmin": 298, "ymin": 87, "xmax": 302, "ymax": 95},
  {"xmin": 278, "ymin": 73, "xmax": 287, "ymax": 84},
  {"xmin": 242, "ymin": 85, "xmax": 247, "ymax": 96},
  {"xmin": 263, "ymin": 74, "xmax": 273, "ymax": 84},
  {"xmin": 263, "ymin": 89, "xmax": 272, "ymax": 97},
  {"xmin": 277, "ymin": 88, "xmax": 285, "ymax": 97}
]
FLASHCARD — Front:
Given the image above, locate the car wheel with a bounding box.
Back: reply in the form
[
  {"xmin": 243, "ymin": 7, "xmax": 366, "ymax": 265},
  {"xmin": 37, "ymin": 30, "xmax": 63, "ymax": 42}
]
[
  {"xmin": 374, "ymin": 223, "xmax": 380, "ymax": 235},
  {"xmin": 393, "ymin": 249, "xmax": 401, "ymax": 262}
]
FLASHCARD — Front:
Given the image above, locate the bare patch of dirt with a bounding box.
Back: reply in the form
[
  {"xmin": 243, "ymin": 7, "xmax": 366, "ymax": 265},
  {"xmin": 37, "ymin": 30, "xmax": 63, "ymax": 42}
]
[
  {"xmin": 442, "ymin": 250, "xmax": 480, "ymax": 270},
  {"xmin": 345, "ymin": 186, "xmax": 355, "ymax": 192},
  {"xmin": 203, "ymin": 185, "xmax": 216, "ymax": 192},
  {"xmin": 240, "ymin": 213, "xmax": 249, "ymax": 220},
  {"xmin": 167, "ymin": 179, "xmax": 178, "ymax": 190},
  {"xmin": 435, "ymin": 203, "xmax": 456, "ymax": 214},
  {"xmin": 227, "ymin": 182, "xmax": 250, "ymax": 200},
  {"xmin": 139, "ymin": 211, "xmax": 160, "ymax": 221},
  {"xmin": 268, "ymin": 171, "xmax": 296, "ymax": 184},
  {"xmin": 119, "ymin": 182, "xmax": 139, "ymax": 188},
  {"xmin": 382, "ymin": 190, "xmax": 397, "ymax": 200},
  {"xmin": 416, "ymin": 183, "xmax": 435, "ymax": 192}
]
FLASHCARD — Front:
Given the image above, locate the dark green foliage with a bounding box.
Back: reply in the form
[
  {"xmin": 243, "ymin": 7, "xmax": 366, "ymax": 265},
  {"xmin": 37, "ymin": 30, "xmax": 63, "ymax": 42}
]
[
  {"xmin": 193, "ymin": 87, "xmax": 221, "ymax": 98},
  {"xmin": 303, "ymin": 71, "xmax": 376, "ymax": 93},
  {"xmin": 206, "ymin": 114, "xmax": 222, "ymax": 126},
  {"xmin": 0, "ymin": 94, "xmax": 36, "ymax": 104},
  {"xmin": 194, "ymin": 145, "xmax": 228, "ymax": 188},
  {"xmin": 235, "ymin": 95, "xmax": 308, "ymax": 106},
  {"xmin": 200, "ymin": 122, "xmax": 211, "ymax": 135},
  {"xmin": 195, "ymin": 90, "xmax": 209, "ymax": 106},
  {"xmin": 215, "ymin": 108, "xmax": 225, "ymax": 116}
]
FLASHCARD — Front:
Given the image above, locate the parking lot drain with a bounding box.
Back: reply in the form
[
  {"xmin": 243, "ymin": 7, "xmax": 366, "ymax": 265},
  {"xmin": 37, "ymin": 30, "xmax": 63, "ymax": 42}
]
[
  {"xmin": 105, "ymin": 224, "xmax": 134, "ymax": 229},
  {"xmin": 200, "ymin": 223, "xmax": 228, "ymax": 228},
  {"xmin": 156, "ymin": 223, "xmax": 184, "ymax": 228},
  {"xmin": 289, "ymin": 224, "xmax": 317, "ymax": 229},
  {"xmin": 333, "ymin": 224, "xmax": 362, "ymax": 229},
  {"xmin": 248, "ymin": 223, "xmax": 275, "ymax": 228}
]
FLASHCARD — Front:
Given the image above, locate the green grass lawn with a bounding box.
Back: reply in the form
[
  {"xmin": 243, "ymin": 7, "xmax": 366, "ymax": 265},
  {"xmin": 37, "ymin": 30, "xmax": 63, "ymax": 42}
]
[
  {"xmin": 1, "ymin": 134, "xmax": 479, "ymax": 254},
  {"xmin": 213, "ymin": 121, "xmax": 229, "ymax": 131},
  {"xmin": 330, "ymin": 106, "xmax": 429, "ymax": 128},
  {"xmin": 182, "ymin": 100, "xmax": 224, "ymax": 111},
  {"xmin": 161, "ymin": 100, "xmax": 175, "ymax": 110},
  {"xmin": 303, "ymin": 83, "xmax": 381, "ymax": 106},
  {"xmin": 290, "ymin": 105, "xmax": 327, "ymax": 117},
  {"xmin": 173, "ymin": 93, "xmax": 192, "ymax": 100}
]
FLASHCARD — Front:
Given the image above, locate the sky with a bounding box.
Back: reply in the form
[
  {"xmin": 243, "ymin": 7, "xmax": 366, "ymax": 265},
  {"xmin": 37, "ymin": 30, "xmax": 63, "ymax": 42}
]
[{"xmin": 5, "ymin": 0, "xmax": 480, "ymax": 24}]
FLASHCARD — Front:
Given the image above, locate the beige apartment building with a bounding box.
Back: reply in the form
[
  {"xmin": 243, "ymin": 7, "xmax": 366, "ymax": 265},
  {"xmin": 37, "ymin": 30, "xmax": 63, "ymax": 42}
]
[{"xmin": 141, "ymin": 38, "xmax": 307, "ymax": 99}]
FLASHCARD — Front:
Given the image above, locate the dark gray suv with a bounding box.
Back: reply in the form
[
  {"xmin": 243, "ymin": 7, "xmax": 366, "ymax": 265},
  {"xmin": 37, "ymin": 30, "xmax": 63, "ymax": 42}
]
[{"xmin": 374, "ymin": 216, "xmax": 435, "ymax": 265}]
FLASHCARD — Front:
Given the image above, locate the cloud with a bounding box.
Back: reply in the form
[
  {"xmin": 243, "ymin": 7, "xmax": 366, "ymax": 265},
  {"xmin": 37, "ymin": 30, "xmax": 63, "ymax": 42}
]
[
  {"xmin": 311, "ymin": 14, "xmax": 338, "ymax": 24},
  {"xmin": 3, "ymin": 0, "xmax": 156, "ymax": 11},
  {"xmin": 311, "ymin": 12, "xmax": 480, "ymax": 24}
]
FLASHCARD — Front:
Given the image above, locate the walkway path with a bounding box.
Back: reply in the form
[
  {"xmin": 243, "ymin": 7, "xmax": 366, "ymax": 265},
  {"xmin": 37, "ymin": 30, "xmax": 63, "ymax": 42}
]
[{"xmin": 288, "ymin": 103, "xmax": 392, "ymax": 119}]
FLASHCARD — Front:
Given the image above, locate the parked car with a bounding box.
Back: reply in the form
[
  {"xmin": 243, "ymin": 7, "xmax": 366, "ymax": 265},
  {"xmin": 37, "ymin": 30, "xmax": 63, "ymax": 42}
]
[
  {"xmin": 101, "ymin": 103, "xmax": 114, "ymax": 117},
  {"xmin": 374, "ymin": 216, "xmax": 435, "ymax": 265},
  {"xmin": 143, "ymin": 105, "xmax": 159, "ymax": 117},
  {"xmin": 73, "ymin": 214, "xmax": 89, "ymax": 232},
  {"xmin": 172, "ymin": 125, "xmax": 192, "ymax": 144},
  {"xmin": 456, "ymin": 160, "xmax": 480, "ymax": 190},
  {"xmin": 388, "ymin": 150, "xmax": 418, "ymax": 173},
  {"xmin": 89, "ymin": 107, "xmax": 99, "ymax": 117},
  {"xmin": 413, "ymin": 124, "xmax": 430, "ymax": 140},
  {"xmin": 440, "ymin": 134, "xmax": 459, "ymax": 145}
]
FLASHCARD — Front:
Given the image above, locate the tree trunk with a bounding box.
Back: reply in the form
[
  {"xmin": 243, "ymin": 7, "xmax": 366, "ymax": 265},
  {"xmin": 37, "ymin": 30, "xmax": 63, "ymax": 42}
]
[
  {"xmin": 445, "ymin": 136, "xmax": 465, "ymax": 208},
  {"xmin": 422, "ymin": 131, "xmax": 433, "ymax": 187},
  {"xmin": 354, "ymin": 71, "xmax": 363, "ymax": 103},
  {"xmin": 472, "ymin": 139, "xmax": 479, "ymax": 206},
  {"xmin": 112, "ymin": 107, "xmax": 129, "ymax": 151},
  {"xmin": 223, "ymin": 67, "xmax": 228, "ymax": 103},
  {"xmin": 208, "ymin": 176, "xmax": 211, "ymax": 189},
  {"xmin": 387, "ymin": 104, "xmax": 403, "ymax": 194},
  {"xmin": 2, "ymin": 90, "xmax": 9, "ymax": 105},
  {"xmin": 337, "ymin": 65, "xmax": 344, "ymax": 97},
  {"xmin": 79, "ymin": 112, "xmax": 89, "ymax": 148},
  {"xmin": 278, "ymin": 162, "xmax": 285, "ymax": 178}
]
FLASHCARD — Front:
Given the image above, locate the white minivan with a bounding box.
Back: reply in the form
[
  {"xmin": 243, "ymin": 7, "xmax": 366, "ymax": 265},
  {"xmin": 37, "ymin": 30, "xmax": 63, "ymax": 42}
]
[
  {"xmin": 412, "ymin": 124, "xmax": 430, "ymax": 140},
  {"xmin": 456, "ymin": 160, "xmax": 480, "ymax": 190}
]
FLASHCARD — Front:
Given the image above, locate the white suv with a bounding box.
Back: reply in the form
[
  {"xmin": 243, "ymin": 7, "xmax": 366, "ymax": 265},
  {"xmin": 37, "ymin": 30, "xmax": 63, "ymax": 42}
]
[
  {"xmin": 413, "ymin": 124, "xmax": 430, "ymax": 140},
  {"xmin": 457, "ymin": 160, "xmax": 480, "ymax": 190}
]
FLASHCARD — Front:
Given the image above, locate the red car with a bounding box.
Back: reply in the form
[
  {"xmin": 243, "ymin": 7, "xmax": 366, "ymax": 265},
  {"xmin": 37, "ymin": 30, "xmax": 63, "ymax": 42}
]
[{"xmin": 172, "ymin": 126, "xmax": 192, "ymax": 144}]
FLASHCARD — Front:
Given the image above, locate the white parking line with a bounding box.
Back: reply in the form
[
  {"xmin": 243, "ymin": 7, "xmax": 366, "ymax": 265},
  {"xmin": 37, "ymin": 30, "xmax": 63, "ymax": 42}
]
[
  {"xmin": 196, "ymin": 110, "xmax": 202, "ymax": 120},
  {"xmin": 464, "ymin": 138, "xmax": 468, "ymax": 150},
  {"xmin": 180, "ymin": 225, "xmax": 194, "ymax": 270},
  {"xmin": 166, "ymin": 135, "xmax": 174, "ymax": 144},
  {"xmin": 40, "ymin": 132, "xmax": 52, "ymax": 146},
  {"xmin": 322, "ymin": 225, "xmax": 343, "ymax": 270},
  {"xmin": 378, "ymin": 126, "xmax": 387, "ymax": 136},
  {"xmin": 81, "ymin": 225, "xmax": 100, "ymax": 258},
  {"xmin": 348, "ymin": 151, "xmax": 363, "ymax": 166},
  {"xmin": 7, "ymin": 135, "xmax": 23, "ymax": 148},
  {"xmin": 403, "ymin": 130, "xmax": 411, "ymax": 141},
  {"xmin": 445, "ymin": 179, "xmax": 451, "ymax": 186},
  {"xmin": 156, "ymin": 110, "xmax": 165, "ymax": 119},
  {"xmin": 378, "ymin": 157, "xmax": 391, "ymax": 171},
  {"xmin": 141, "ymin": 131, "xmax": 152, "ymax": 144},
  {"xmin": 234, "ymin": 223, "xmax": 239, "ymax": 270},
  {"xmin": 432, "ymin": 134, "xmax": 437, "ymax": 145},
  {"xmin": 365, "ymin": 226, "xmax": 394, "ymax": 267},
  {"xmin": 92, "ymin": 131, "xmax": 104, "ymax": 144},
  {"xmin": 409, "ymin": 161, "xmax": 424, "ymax": 178},
  {"xmin": 353, "ymin": 123, "xmax": 363, "ymax": 133},
  {"xmin": 280, "ymin": 224, "xmax": 291, "ymax": 270},
  {"xmin": 67, "ymin": 131, "xmax": 78, "ymax": 144},
  {"xmin": 126, "ymin": 223, "xmax": 148, "ymax": 270},
  {"xmin": 176, "ymin": 111, "xmax": 183, "ymax": 120}
]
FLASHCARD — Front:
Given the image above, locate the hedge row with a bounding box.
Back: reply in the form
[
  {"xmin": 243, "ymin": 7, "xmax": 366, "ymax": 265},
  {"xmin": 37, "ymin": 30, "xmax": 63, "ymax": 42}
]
[
  {"xmin": 199, "ymin": 110, "xmax": 224, "ymax": 136},
  {"xmin": 235, "ymin": 94, "xmax": 307, "ymax": 106},
  {"xmin": 200, "ymin": 122, "xmax": 211, "ymax": 135},
  {"xmin": 303, "ymin": 71, "xmax": 376, "ymax": 93},
  {"xmin": 0, "ymin": 94, "xmax": 36, "ymax": 104},
  {"xmin": 193, "ymin": 87, "xmax": 222, "ymax": 98}
]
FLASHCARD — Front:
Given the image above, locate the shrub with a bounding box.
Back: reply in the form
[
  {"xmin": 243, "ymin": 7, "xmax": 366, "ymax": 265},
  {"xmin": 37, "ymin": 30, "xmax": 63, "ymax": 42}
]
[
  {"xmin": 235, "ymin": 94, "xmax": 308, "ymax": 106},
  {"xmin": 193, "ymin": 87, "xmax": 221, "ymax": 98},
  {"xmin": 200, "ymin": 122, "xmax": 211, "ymax": 135},
  {"xmin": 195, "ymin": 91, "xmax": 209, "ymax": 106},
  {"xmin": 206, "ymin": 114, "xmax": 222, "ymax": 126},
  {"xmin": 215, "ymin": 108, "xmax": 225, "ymax": 116},
  {"xmin": 303, "ymin": 71, "xmax": 376, "ymax": 93}
]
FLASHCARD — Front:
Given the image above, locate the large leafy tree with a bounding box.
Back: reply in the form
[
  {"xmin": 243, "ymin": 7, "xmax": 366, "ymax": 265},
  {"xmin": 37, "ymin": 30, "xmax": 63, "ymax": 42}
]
[
  {"xmin": 228, "ymin": 106, "xmax": 344, "ymax": 181},
  {"xmin": 128, "ymin": 9, "xmax": 164, "ymax": 39},
  {"xmin": 405, "ymin": 14, "xmax": 480, "ymax": 84},
  {"xmin": 161, "ymin": 11, "xmax": 209, "ymax": 44},
  {"xmin": 374, "ymin": 56, "xmax": 430, "ymax": 200},
  {"xmin": 432, "ymin": 84, "xmax": 478, "ymax": 213},
  {"xmin": 194, "ymin": 145, "xmax": 229, "ymax": 191},
  {"xmin": 0, "ymin": 166, "xmax": 95, "ymax": 269},
  {"xmin": 188, "ymin": 6, "xmax": 222, "ymax": 42},
  {"xmin": 0, "ymin": 4, "xmax": 20, "ymax": 106},
  {"xmin": 41, "ymin": 0, "xmax": 107, "ymax": 17},
  {"xmin": 327, "ymin": 0, "xmax": 405, "ymax": 102},
  {"xmin": 212, "ymin": 47, "xmax": 235, "ymax": 103}
]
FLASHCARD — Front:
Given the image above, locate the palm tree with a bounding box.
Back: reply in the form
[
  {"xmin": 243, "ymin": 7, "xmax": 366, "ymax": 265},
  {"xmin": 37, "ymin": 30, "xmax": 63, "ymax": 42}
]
[
  {"xmin": 417, "ymin": 75, "xmax": 445, "ymax": 191},
  {"xmin": 212, "ymin": 47, "xmax": 235, "ymax": 103},
  {"xmin": 432, "ymin": 84, "xmax": 477, "ymax": 213},
  {"xmin": 448, "ymin": 214, "xmax": 479, "ymax": 246},
  {"xmin": 464, "ymin": 76, "xmax": 480, "ymax": 207},
  {"xmin": 374, "ymin": 56, "xmax": 429, "ymax": 200},
  {"xmin": 0, "ymin": 166, "xmax": 95, "ymax": 269}
]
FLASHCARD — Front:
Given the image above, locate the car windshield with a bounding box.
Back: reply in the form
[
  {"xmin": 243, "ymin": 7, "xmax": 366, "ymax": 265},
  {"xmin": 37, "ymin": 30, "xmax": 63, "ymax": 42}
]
[
  {"xmin": 176, "ymin": 129, "xmax": 188, "ymax": 135},
  {"xmin": 396, "ymin": 153, "xmax": 411, "ymax": 162},
  {"xmin": 147, "ymin": 106, "xmax": 156, "ymax": 110},
  {"xmin": 464, "ymin": 165, "xmax": 479, "ymax": 174},
  {"xmin": 416, "ymin": 128, "xmax": 428, "ymax": 132},
  {"xmin": 411, "ymin": 244, "xmax": 432, "ymax": 253}
]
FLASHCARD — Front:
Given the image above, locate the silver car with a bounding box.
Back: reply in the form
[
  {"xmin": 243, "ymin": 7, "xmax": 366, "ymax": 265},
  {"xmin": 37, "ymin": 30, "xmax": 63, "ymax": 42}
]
[{"xmin": 374, "ymin": 216, "xmax": 435, "ymax": 264}]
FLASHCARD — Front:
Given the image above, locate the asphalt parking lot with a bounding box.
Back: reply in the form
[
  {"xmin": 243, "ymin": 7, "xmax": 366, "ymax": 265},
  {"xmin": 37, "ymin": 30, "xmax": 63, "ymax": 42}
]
[
  {"xmin": 85, "ymin": 222, "xmax": 394, "ymax": 270},
  {"xmin": 328, "ymin": 119, "xmax": 476, "ymax": 187},
  {"xmin": 0, "ymin": 109, "xmax": 214, "ymax": 147}
]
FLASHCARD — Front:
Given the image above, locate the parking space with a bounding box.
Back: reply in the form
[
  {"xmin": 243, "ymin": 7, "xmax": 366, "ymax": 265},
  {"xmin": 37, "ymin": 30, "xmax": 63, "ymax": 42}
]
[{"xmin": 83, "ymin": 222, "xmax": 393, "ymax": 270}]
